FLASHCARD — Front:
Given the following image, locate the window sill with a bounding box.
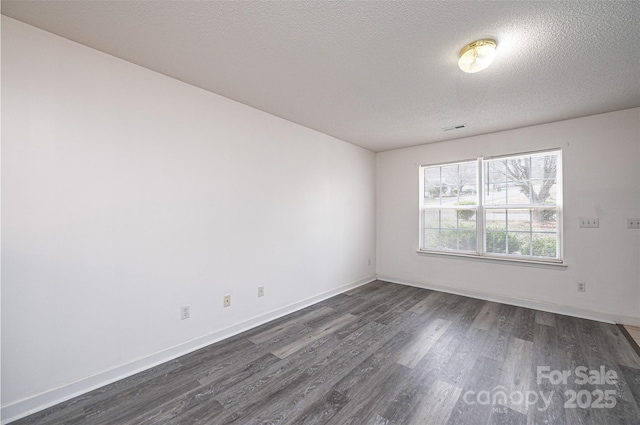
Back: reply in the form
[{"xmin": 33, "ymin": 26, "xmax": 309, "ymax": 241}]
[{"xmin": 416, "ymin": 250, "xmax": 568, "ymax": 269}]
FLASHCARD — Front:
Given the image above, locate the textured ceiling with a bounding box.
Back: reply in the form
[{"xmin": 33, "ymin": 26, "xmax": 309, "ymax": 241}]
[{"xmin": 2, "ymin": 1, "xmax": 639, "ymax": 152}]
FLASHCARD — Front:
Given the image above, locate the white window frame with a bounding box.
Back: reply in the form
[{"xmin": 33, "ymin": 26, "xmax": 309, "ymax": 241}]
[{"xmin": 418, "ymin": 149, "xmax": 563, "ymax": 266}]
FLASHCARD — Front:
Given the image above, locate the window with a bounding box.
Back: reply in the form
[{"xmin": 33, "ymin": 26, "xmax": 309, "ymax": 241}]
[{"xmin": 419, "ymin": 150, "xmax": 562, "ymax": 262}]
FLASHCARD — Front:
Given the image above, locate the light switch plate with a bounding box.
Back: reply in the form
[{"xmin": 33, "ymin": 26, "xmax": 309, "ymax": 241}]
[{"xmin": 579, "ymin": 218, "xmax": 599, "ymax": 228}]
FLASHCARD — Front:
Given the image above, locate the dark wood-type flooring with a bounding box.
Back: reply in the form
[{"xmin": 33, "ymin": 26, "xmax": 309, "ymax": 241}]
[{"xmin": 13, "ymin": 281, "xmax": 640, "ymax": 424}]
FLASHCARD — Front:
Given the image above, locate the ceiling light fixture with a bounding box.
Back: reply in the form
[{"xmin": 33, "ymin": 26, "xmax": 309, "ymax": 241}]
[{"xmin": 458, "ymin": 39, "xmax": 497, "ymax": 73}]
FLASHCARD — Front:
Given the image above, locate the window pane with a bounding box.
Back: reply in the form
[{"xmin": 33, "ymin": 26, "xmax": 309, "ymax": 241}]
[
  {"xmin": 508, "ymin": 232, "xmax": 530, "ymax": 255},
  {"xmin": 440, "ymin": 209, "xmax": 458, "ymax": 229},
  {"xmin": 532, "ymin": 208, "xmax": 557, "ymax": 233},
  {"xmin": 457, "ymin": 208, "xmax": 476, "ymax": 225},
  {"xmin": 422, "ymin": 207, "xmax": 477, "ymax": 252},
  {"xmin": 441, "ymin": 164, "xmax": 459, "ymax": 205},
  {"xmin": 424, "ymin": 208, "xmax": 479, "ymax": 230},
  {"xmin": 423, "ymin": 229, "xmax": 440, "ymax": 250},
  {"xmin": 423, "ymin": 161, "xmax": 477, "ymax": 207},
  {"xmin": 440, "ymin": 164, "xmax": 457, "ymax": 177},
  {"xmin": 487, "ymin": 159, "xmax": 507, "ymax": 181},
  {"xmin": 507, "ymin": 209, "xmax": 531, "ymax": 231},
  {"xmin": 506, "ymin": 181, "xmax": 530, "ymax": 205},
  {"xmin": 484, "ymin": 180, "xmax": 507, "ymax": 205},
  {"xmin": 424, "ymin": 167, "xmax": 441, "ymax": 205},
  {"xmin": 424, "ymin": 187, "xmax": 442, "ymax": 205},
  {"xmin": 486, "ymin": 230, "xmax": 528, "ymax": 255},
  {"xmin": 433, "ymin": 228, "xmax": 477, "ymax": 251},
  {"xmin": 424, "ymin": 167, "xmax": 441, "ymax": 186},
  {"xmin": 530, "ymin": 180, "xmax": 557, "ymax": 205},
  {"xmin": 440, "ymin": 193, "xmax": 459, "ymax": 206},
  {"xmin": 457, "ymin": 162, "xmax": 478, "ymax": 204},
  {"xmin": 486, "ymin": 231, "xmax": 507, "ymax": 254},
  {"xmin": 532, "ymin": 233, "xmax": 557, "ymax": 258},
  {"xmin": 485, "ymin": 207, "xmax": 559, "ymax": 258},
  {"xmin": 485, "ymin": 153, "xmax": 559, "ymax": 207},
  {"xmin": 530, "ymin": 154, "xmax": 558, "ymax": 181},
  {"xmin": 530, "ymin": 155, "xmax": 546, "ymax": 180},
  {"xmin": 458, "ymin": 230, "xmax": 477, "ymax": 251},
  {"xmin": 486, "ymin": 209, "xmax": 506, "ymax": 231},
  {"xmin": 423, "ymin": 210, "xmax": 440, "ymax": 229},
  {"xmin": 439, "ymin": 229, "xmax": 459, "ymax": 250}
]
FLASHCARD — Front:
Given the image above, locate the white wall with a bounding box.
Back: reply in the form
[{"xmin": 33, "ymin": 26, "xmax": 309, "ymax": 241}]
[
  {"xmin": 1, "ymin": 17, "xmax": 376, "ymax": 421},
  {"xmin": 378, "ymin": 108, "xmax": 640, "ymax": 325}
]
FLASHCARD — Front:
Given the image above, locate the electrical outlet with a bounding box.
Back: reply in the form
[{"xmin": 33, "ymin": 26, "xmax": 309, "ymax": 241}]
[
  {"xmin": 223, "ymin": 295, "xmax": 231, "ymax": 308},
  {"xmin": 579, "ymin": 218, "xmax": 599, "ymax": 228},
  {"xmin": 577, "ymin": 282, "xmax": 586, "ymax": 292},
  {"xmin": 627, "ymin": 218, "xmax": 640, "ymax": 229},
  {"xmin": 258, "ymin": 286, "xmax": 264, "ymax": 297},
  {"xmin": 181, "ymin": 305, "xmax": 190, "ymax": 320}
]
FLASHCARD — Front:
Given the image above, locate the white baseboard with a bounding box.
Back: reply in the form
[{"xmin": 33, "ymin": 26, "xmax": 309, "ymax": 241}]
[
  {"xmin": 377, "ymin": 274, "xmax": 640, "ymax": 327},
  {"xmin": 1, "ymin": 275, "xmax": 376, "ymax": 425}
]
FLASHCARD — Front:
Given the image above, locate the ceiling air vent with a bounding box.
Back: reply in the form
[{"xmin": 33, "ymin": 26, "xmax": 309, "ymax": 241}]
[{"xmin": 443, "ymin": 124, "xmax": 466, "ymax": 132}]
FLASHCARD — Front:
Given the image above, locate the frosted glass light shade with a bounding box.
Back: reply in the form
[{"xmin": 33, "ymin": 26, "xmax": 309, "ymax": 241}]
[{"xmin": 458, "ymin": 39, "xmax": 497, "ymax": 73}]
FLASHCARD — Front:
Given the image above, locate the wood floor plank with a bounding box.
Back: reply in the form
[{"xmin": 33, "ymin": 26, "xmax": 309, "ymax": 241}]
[
  {"xmin": 438, "ymin": 295, "xmax": 485, "ymax": 327},
  {"xmin": 445, "ymin": 355, "xmax": 501, "ymax": 425},
  {"xmin": 371, "ymin": 414, "xmax": 395, "ymax": 425},
  {"xmin": 378, "ymin": 319, "xmax": 471, "ymax": 424},
  {"xmin": 372, "ymin": 286, "xmax": 426, "ymax": 326},
  {"xmin": 396, "ymin": 317, "xmax": 451, "ymax": 368},
  {"xmin": 82, "ymin": 372, "xmax": 202, "ymax": 425},
  {"xmin": 553, "ymin": 315, "xmax": 634, "ymax": 425},
  {"xmin": 13, "ymin": 359, "xmax": 184, "ymax": 425},
  {"xmin": 512, "ymin": 307, "xmax": 536, "ymax": 342},
  {"xmin": 329, "ymin": 286, "xmax": 421, "ymax": 332},
  {"xmin": 247, "ymin": 306, "xmax": 336, "ymax": 345},
  {"xmin": 377, "ymin": 360, "xmax": 445, "ymax": 423},
  {"xmin": 232, "ymin": 321, "xmax": 395, "ymax": 424},
  {"xmin": 193, "ymin": 327, "xmax": 307, "ymax": 386},
  {"xmin": 176, "ymin": 336, "xmax": 257, "ymax": 373},
  {"xmin": 290, "ymin": 389, "xmax": 350, "ymax": 425},
  {"xmin": 239, "ymin": 303, "xmax": 325, "ymax": 341},
  {"xmin": 271, "ymin": 313, "xmax": 358, "ymax": 359},
  {"xmin": 212, "ymin": 320, "xmax": 398, "ymax": 424},
  {"xmin": 295, "ymin": 332, "xmax": 412, "ymax": 425},
  {"xmin": 313, "ymin": 293, "xmax": 353, "ymax": 310},
  {"xmin": 471, "ymin": 300, "xmax": 501, "ymax": 330},
  {"xmin": 331, "ymin": 330, "xmax": 412, "ymax": 397},
  {"xmin": 345, "ymin": 284, "xmax": 417, "ymax": 318},
  {"xmin": 617, "ymin": 365, "xmax": 640, "ymax": 423},
  {"xmin": 535, "ymin": 310, "xmax": 557, "ymax": 327},
  {"xmin": 497, "ymin": 337, "xmax": 533, "ymax": 415},
  {"xmin": 530, "ymin": 322, "xmax": 567, "ymax": 425},
  {"xmin": 483, "ymin": 303, "xmax": 518, "ymax": 362},
  {"xmin": 408, "ymin": 290, "xmax": 443, "ymax": 314},
  {"xmin": 125, "ymin": 384, "xmax": 224, "ymax": 425},
  {"xmin": 196, "ymin": 352, "xmax": 281, "ymax": 389},
  {"xmin": 598, "ymin": 322, "xmax": 640, "ymax": 369},
  {"xmin": 230, "ymin": 324, "xmax": 409, "ymax": 425},
  {"xmin": 325, "ymin": 363, "xmax": 412, "ymax": 425},
  {"xmin": 407, "ymin": 379, "xmax": 462, "ymax": 425},
  {"xmin": 438, "ymin": 325, "xmax": 489, "ymax": 388}
]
